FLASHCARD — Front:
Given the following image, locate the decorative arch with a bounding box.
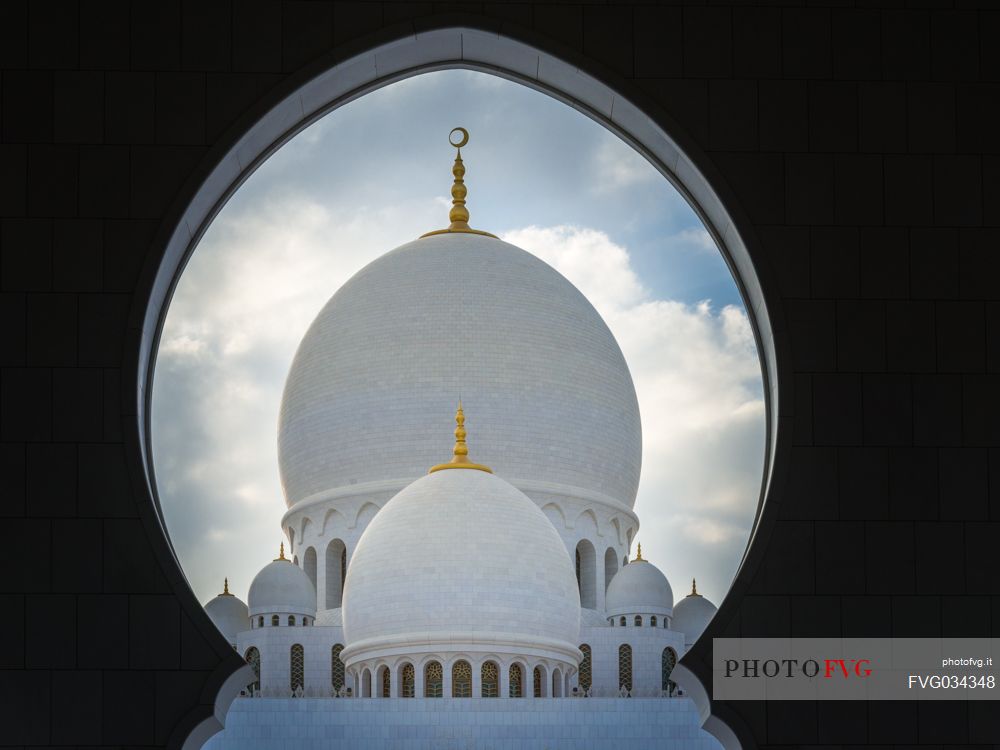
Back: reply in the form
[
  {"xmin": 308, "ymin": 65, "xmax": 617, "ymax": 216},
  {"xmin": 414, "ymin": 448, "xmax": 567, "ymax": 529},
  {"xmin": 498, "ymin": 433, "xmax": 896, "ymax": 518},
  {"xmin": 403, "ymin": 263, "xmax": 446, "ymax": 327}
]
[
  {"xmin": 540, "ymin": 502, "xmax": 566, "ymax": 529},
  {"xmin": 574, "ymin": 508, "xmax": 599, "ymax": 536},
  {"xmin": 574, "ymin": 539, "xmax": 597, "ymax": 608},
  {"xmin": 303, "ymin": 546, "xmax": 317, "ymax": 591},
  {"xmin": 299, "ymin": 517, "xmax": 312, "ymax": 545},
  {"xmin": 604, "ymin": 546, "xmax": 619, "ymax": 592},
  {"xmin": 324, "ymin": 538, "xmax": 347, "ymax": 610},
  {"xmin": 131, "ymin": 21, "xmax": 785, "ymax": 750},
  {"xmin": 551, "ymin": 668, "xmax": 563, "ymax": 697},
  {"xmin": 424, "ymin": 661, "xmax": 443, "ymax": 698},
  {"xmin": 352, "ymin": 501, "xmax": 381, "ymax": 530},
  {"xmin": 321, "ymin": 507, "xmax": 346, "ymax": 535}
]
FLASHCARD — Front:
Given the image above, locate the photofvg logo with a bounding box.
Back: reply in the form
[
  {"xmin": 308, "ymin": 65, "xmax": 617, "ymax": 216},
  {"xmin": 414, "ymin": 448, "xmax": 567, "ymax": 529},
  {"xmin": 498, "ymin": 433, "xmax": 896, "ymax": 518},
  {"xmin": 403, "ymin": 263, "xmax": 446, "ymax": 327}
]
[
  {"xmin": 713, "ymin": 638, "xmax": 1000, "ymax": 700},
  {"xmin": 723, "ymin": 657, "xmax": 872, "ymax": 680}
]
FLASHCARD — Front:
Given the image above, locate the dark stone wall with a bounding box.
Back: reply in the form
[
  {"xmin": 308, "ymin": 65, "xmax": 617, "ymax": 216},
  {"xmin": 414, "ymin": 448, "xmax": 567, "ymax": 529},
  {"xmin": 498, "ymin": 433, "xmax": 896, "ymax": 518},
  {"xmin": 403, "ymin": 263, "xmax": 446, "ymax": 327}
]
[{"xmin": 1, "ymin": 1, "xmax": 996, "ymax": 747}]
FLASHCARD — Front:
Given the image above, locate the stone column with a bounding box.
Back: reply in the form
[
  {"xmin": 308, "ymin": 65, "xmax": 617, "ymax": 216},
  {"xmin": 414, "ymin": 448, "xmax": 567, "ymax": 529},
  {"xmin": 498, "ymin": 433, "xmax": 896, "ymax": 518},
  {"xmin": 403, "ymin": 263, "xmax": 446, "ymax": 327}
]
[
  {"xmin": 442, "ymin": 663, "xmax": 453, "ymax": 698},
  {"xmin": 499, "ymin": 662, "xmax": 510, "ymax": 698},
  {"xmin": 471, "ymin": 661, "xmax": 482, "ymax": 698}
]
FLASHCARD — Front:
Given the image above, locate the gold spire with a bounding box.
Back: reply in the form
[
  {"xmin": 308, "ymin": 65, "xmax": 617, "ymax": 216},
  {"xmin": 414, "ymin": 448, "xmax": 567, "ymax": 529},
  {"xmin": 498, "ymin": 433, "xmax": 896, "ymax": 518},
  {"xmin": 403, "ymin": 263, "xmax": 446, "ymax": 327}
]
[
  {"xmin": 274, "ymin": 542, "xmax": 288, "ymax": 561},
  {"xmin": 420, "ymin": 127, "xmax": 497, "ymax": 240},
  {"xmin": 690, "ymin": 578, "xmax": 700, "ymax": 597},
  {"xmin": 633, "ymin": 542, "xmax": 645, "ymax": 562},
  {"xmin": 428, "ymin": 401, "xmax": 493, "ymax": 474},
  {"xmin": 221, "ymin": 577, "xmax": 232, "ymax": 596}
]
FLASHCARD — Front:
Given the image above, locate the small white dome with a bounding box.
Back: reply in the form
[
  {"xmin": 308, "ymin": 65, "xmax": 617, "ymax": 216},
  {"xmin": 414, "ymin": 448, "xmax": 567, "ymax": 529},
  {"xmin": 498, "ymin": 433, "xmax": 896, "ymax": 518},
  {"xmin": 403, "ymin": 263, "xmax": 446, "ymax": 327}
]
[
  {"xmin": 605, "ymin": 556, "xmax": 674, "ymax": 618},
  {"xmin": 247, "ymin": 555, "xmax": 316, "ymax": 618},
  {"xmin": 671, "ymin": 583, "xmax": 717, "ymax": 649},
  {"xmin": 341, "ymin": 467, "xmax": 580, "ymax": 666},
  {"xmin": 204, "ymin": 586, "xmax": 249, "ymax": 646}
]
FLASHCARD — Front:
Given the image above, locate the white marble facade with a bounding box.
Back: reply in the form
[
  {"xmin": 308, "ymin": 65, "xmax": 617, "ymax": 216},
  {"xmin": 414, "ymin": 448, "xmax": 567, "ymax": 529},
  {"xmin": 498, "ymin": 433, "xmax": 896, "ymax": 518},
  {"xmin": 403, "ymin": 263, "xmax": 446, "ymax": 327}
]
[{"xmin": 205, "ymin": 227, "xmax": 721, "ymax": 748}]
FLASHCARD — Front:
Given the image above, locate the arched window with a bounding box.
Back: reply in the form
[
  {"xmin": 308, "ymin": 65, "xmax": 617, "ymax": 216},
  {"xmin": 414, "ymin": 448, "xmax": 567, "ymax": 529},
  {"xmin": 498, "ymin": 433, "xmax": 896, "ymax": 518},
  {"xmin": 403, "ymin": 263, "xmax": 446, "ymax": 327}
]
[
  {"xmin": 361, "ymin": 668, "xmax": 371, "ymax": 698},
  {"xmin": 341, "ymin": 547, "xmax": 347, "ymax": 589},
  {"xmin": 380, "ymin": 666, "xmax": 390, "ymax": 697},
  {"xmin": 634, "ymin": 615, "xmax": 642, "ymax": 627},
  {"xmin": 244, "ymin": 647, "xmax": 260, "ymax": 693},
  {"xmin": 452, "ymin": 660, "xmax": 472, "ymax": 697},
  {"xmin": 331, "ymin": 644, "xmax": 345, "ymax": 692},
  {"xmin": 578, "ymin": 644, "xmax": 592, "ymax": 692},
  {"xmin": 604, "ymin": 547, "xmax": 619, "ymax": 593},
  {"xmin": 290, "ymin": 644, "xmax": 304, "ymax": 692},
  {"xmin": 303, "ymin": 546, "xmax": 317, "ymax": 591},
  {"xmin": 533, "ymin": 667, "xmax": 542, "ymax": 698},
  {"xmin": 258, "ymin": 616, "xmax": 263, "ymax": 628},
  {"xmin": 618, "ymin": 644, "xmax": 632, "ymax": 692},
  {"xmin": 650, "ymin": 615, "xmax": 657, "ymax": 627},
  {"xmin": 619, "ymin": 616, "xmax": 626, "ymax": 627},
  {"xmin": 662, "ymin": 647, "xmax": 678, "ymax": 695},
  {"xmin": 401, "ymin": 663, "xmax": 415, "ymax": 697},
  {"xmin": 509, "ymin": 664, "xmax": 523, "ymax": 698},
  {"xmin": 481, "ymin": 661, "xmax": 498, "ymax": 697},
  {"xmin": 324, "ymin": 538, "xmax": 347, "ymax": 609},
  {"xmin": 288, "ymin": 615, "xmax": 296, "ymax": 626},
  {"xmin": 424, "ymin": 661, "xmax": 443, "ymax": 697},
  {"xmin": 575, "ymin": 539, "xmax": 597, "ymax": 608},
  {"xmin": 552, "ymin": 668, "xmax": 562, "ymax": 697},
  {"xmin": 271, "ymin": 614, "xmax": 279, "ymax": 627}
]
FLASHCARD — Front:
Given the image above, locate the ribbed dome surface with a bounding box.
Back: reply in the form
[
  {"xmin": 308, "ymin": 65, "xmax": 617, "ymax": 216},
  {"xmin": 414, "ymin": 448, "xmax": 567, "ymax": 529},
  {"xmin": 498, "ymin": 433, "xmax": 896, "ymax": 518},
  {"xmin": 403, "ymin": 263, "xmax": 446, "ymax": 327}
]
[
  {"xmin": 605, "ymin": 559, "xmax": 674, "ymax": 616},
  {"xmin": 247, "ymin": 559, "xmax": 316, "ymax": 617},
  {"xmin": 671, "ymin": 591, "xmax": 718, "ymax": 648},
  {"xmin": 204, "ymin": 592, "xmax": 249, "ymax": 645},
  {"xmin": 278, "ymin": 232, "xmax": 641, "ymax": 510},
  {"xmin": 341, "ymin": 469, "xmax": 580, "ymax": 656}
]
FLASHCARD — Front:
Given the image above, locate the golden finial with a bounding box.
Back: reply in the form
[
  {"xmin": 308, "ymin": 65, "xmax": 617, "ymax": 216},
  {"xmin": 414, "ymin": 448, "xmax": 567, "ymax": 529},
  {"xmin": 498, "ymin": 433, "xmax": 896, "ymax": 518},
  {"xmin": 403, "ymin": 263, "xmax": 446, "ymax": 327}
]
[
  {"xmin": 633, "ymin": 543, "xmax": 645, "ymax": 562},
  {"xmin": 429, "ymin": 401, "xmax": 493, "ymax": 474},
  {"xmin": 420, "ymin": 128, "xmax": 498, "ymax": 240},
  {"xmin": 274, "ymin": 542, "xmax": 287, "ymax": 561},
  {"xmin": 221, "ymin": 577, "xmax": 232, "ymax": 596},
  {"xmin": 690, "ymin": 578, "xmax": 700, "ymax": 597}
]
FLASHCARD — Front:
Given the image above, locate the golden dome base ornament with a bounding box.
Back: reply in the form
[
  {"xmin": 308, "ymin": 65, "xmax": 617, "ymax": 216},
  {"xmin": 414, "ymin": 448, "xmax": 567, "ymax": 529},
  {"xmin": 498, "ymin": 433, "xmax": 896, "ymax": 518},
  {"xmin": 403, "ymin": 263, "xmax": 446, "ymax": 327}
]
[
  {"xmin": 429, "ymin": 401, "xmax": 493, "ymax": 474},
  {"xmin": 420, "ymin": 127, "xmax": 498, "ymax": 240}
]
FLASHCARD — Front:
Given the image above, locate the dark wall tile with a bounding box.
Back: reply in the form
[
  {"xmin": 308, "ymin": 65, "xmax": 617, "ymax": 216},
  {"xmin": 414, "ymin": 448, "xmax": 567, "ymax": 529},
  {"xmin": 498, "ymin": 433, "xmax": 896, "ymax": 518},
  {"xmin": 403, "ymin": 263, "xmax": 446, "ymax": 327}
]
[{"xmin": 683, "ymin": 6, "xmax": 732, "ymax": 79}]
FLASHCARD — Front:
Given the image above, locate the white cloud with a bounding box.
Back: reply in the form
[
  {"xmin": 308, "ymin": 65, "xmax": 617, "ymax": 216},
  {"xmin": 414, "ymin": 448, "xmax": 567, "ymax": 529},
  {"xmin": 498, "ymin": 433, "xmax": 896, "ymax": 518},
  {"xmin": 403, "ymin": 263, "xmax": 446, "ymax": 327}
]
[
  {"xmin": 589, "ymin": 137, "xmax": 659, "ymax": 194},
  {"xmin": 669, "ymin": 226, "xmax": 717, "ymax": 253},
  {"xmin": 501, "ymin": 224, "xmax": 765, "ymax": 599}
]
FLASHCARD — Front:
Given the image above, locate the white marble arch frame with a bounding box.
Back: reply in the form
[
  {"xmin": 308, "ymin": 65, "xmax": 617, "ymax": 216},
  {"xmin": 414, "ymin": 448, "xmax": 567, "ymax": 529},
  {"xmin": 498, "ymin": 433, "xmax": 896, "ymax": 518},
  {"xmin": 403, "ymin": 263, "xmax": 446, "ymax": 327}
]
[{"xmin": 128, "ymin": 20, "xmax": 792, "ymax": 750}]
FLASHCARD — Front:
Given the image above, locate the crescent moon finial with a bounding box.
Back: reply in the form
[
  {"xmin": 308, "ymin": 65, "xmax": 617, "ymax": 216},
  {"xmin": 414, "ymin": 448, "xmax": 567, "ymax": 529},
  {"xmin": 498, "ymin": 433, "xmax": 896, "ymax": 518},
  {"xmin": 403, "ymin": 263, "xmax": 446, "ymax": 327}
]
[{"xmin": 449, "ymin": 126, "xmax": 469, "ymax": 148}]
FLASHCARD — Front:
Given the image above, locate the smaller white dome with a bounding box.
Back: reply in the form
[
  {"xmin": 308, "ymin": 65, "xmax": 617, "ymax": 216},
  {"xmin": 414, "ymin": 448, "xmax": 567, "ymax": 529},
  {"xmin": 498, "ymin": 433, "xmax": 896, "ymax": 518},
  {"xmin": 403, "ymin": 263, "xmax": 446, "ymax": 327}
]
[
  {"xmin": 671, "ymin": 582, "xmax": 717, "ymax": 649},
  {"xmin": 204, "ymin": 585, "xmax": 249, "ymax": 646},
  {"xmin": 247, "ymin": 554, "xmax": 316, "ymax": 618},
  {"xmin": 605, "ymin": 555, "xmax": 673, "ymax": 618}
]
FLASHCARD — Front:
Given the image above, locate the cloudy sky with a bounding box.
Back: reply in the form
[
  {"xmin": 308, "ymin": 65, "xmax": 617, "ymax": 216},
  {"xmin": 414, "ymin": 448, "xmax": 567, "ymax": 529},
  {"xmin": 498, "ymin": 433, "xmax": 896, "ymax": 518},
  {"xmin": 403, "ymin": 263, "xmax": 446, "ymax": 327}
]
[{"xmin": 151, "ymin": 70, "xmax": 765, "ymax": 612}]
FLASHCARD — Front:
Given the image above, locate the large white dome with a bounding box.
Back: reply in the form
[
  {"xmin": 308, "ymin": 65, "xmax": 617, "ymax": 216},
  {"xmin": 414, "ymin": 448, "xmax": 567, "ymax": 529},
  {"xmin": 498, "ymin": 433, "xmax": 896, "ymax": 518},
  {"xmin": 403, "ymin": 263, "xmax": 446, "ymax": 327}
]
[
  {"xmin": 341, "ymin": 468, "xmax": 581, "ymax": 665},
  {"xmin": 278, "ymin": 232, "xmax": 641, "ymax": 510}
]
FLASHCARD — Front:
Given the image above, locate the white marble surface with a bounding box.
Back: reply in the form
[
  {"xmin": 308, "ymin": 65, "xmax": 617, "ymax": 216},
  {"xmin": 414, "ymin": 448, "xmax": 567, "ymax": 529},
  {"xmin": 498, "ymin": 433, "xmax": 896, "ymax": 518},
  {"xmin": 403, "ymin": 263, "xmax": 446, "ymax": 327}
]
[
  {"xmin": 277, "ymin": 232, "xmax": 642, "ymax": 511},
  {"xmin": 204, "ymin": 696, "xmax": 724, "ymax": 750}
]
